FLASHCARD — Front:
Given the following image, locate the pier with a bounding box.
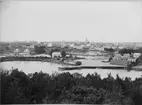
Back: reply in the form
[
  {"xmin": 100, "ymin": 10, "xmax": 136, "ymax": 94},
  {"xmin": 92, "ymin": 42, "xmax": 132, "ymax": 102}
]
[{"xmin": 58, "ymin": 65, "xmax": 126, "ymax": 71}]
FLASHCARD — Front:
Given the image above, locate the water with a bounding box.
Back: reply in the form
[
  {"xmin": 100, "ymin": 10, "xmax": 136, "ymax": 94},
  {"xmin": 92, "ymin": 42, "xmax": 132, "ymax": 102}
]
[
  {"xmin": 0, "ymin": 61, "xmax": 142, "ymax": 80},
  {"xmin": 0, "ymin": 61, "xmax": 60, "ymax": 75}
]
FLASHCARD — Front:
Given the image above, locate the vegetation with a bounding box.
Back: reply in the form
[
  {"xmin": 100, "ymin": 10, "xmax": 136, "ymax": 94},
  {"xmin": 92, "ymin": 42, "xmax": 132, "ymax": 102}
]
[
  {"xmin": 137, "ymin": 48, "xmax": 142, "ymax": 64},
  {"xmin": 34, "ymin": 45, "xmax": 46, "ymax": 54},
  {"xmin": 104, "ymin": 48, "xmax": 115, "ymax": 52},
  {"xmin": 1, "ymin": 69, "xmax": 142, "ymax": 104},
  {"xmin": 118, "ymin": 48, "xmax": 137, "ymax": 55},
  {"xmin": 118, "ymin": 48, "xmax": 142, "ymax": 64},
  {"xmin": 61, "ymin": 50, "xmax": 66, "ymax": 58},
  {"xmin": 75, "ymin": 61, "xmax": 82, "ymax": 65}
]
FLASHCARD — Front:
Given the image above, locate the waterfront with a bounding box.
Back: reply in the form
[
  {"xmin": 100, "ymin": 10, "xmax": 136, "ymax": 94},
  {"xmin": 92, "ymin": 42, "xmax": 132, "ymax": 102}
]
[{"xmin": 0, "ymin": 60, "xmax": 142, "ymax": 80}]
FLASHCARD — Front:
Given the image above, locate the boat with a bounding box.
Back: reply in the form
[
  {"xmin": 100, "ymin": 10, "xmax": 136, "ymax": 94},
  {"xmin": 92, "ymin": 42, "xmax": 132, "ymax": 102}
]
[{"xmin": 101, "ymin": 60, "xmax": 109, "ymax": 63}]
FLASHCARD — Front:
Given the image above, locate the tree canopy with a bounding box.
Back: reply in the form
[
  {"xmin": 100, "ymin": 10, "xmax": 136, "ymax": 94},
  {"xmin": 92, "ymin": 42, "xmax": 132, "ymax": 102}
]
[
  {"xmin": 118, "ymin": 48, "xmax": 137, "ymax": 55},
  {"xmin": 1, "ymin": 69, "xmax": 142, "ymax": 104},
  {"xmin": 34, "ymin": 45, "xmax": 46, "ymax": 54}
]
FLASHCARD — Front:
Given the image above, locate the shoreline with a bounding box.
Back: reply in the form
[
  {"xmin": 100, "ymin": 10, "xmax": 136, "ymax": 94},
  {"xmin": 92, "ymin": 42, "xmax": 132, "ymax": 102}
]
[
  {"xmin": 1, "ymin": 56, "xmax": 142, "ymax": 71},
  {"xmin": 0, "ymin": 56, "xmax": 80, "ymax": 66}
]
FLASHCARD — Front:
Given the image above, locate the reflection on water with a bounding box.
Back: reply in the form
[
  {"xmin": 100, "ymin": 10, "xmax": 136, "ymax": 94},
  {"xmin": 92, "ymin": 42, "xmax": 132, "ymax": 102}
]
[{"xmin": 0, "ymin": 61, "xmax": 142, "ymax": 80}]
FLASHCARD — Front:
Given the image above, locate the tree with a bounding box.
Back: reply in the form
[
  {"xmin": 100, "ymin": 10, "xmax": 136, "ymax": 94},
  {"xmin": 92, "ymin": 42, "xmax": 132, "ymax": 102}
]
[
  {"xmin": 34, "ymin": 45, "xmax": 46, "ymax": 54},
  {"xmin": 1, "ymin": 69, "xmax": 142, "ymax": 104},
  {"xmin": 61, "ymin": 51, "xmax": 66, "ymax": 58},
  {"xmin": 104, "ymin": 48, "xmax": 115, "ymax": 52},
  {"xmin": 137, "ymin": 47, "xmax": 142, "ymax": 64},
  {"xmin": 49, "ymin": 49, "xmax": 53, "ymax": 57},
  {"xmin": 119, "ymin": 48, "xmax": 137, "ymax": 55}
]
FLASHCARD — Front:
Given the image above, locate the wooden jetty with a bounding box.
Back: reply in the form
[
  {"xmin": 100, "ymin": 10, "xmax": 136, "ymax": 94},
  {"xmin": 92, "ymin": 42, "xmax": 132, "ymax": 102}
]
[{"xmin": 58, "ymin": 65, "xmax": 126, "ymax": 71}]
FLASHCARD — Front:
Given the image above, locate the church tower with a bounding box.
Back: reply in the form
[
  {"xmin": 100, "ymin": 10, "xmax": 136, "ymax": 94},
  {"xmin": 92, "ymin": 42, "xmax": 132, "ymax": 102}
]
[{"xmin": 85, "ymin": 38, "xmax": 89, "ymax": 44}]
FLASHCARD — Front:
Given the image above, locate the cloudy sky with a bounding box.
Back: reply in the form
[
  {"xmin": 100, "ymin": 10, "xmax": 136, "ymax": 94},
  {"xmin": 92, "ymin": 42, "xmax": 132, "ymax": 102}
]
[{"xmin": 0, "ymin": 1, "xmax": 142, "ymax": 42}]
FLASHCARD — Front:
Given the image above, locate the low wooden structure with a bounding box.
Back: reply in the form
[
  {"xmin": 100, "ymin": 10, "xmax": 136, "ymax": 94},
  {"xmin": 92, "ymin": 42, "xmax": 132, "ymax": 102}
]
[{"xmin": 58, "ymin": 65, "xmax": 126, "ymax": 71}]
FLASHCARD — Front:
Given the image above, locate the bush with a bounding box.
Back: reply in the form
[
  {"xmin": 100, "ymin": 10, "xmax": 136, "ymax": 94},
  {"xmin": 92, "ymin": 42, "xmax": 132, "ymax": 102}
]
[
  {"xmin": 118, "ymin": 48, "xmax": 137, "ymax": 55},
  {"xmin": 34, "ymin": 45, "xmax": 46, "ymax": 54},
  {"xmin": 104, "ymin": 48, "xmax": 115, "ymax": 52},
  {"xmin": 75, "ymin": 61, "xmax": 82, "ymax": 65}
]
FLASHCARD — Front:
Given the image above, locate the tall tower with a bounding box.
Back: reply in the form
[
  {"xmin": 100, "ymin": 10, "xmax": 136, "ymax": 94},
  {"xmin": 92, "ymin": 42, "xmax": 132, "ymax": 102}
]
[{"xmin": 85, "ymin": 38, "xmax": 89, "ymax": 43}]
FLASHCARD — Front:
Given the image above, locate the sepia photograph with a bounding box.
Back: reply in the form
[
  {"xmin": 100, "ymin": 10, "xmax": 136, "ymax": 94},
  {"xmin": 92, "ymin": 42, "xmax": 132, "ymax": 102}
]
[{"xmin": 0, "ymin": 0, "xmax": 142, "ymax": 104}]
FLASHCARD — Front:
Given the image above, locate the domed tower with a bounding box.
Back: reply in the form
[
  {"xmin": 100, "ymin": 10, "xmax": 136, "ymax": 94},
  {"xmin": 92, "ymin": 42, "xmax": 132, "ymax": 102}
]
[{"xmin": 85, "ymin": 38, "xmax": 89, "ymax": 44}]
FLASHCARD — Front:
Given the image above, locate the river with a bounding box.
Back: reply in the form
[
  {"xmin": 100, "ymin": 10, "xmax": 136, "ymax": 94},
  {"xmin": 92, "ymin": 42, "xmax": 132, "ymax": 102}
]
[{"xmin": 0, "ymin": 60, "xmax": 142, "ymax": 80}]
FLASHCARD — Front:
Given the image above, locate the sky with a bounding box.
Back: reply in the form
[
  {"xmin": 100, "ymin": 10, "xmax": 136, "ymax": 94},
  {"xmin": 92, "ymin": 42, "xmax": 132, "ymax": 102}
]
[{"xmin": 0, "ymin": 1, "xmax": 142, "ymax": 42}]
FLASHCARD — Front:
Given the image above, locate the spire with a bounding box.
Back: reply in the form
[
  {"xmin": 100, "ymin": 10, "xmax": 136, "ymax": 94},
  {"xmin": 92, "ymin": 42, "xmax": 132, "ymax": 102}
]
[
  {"xmin": 85, "ymin": 38, "xmax": 89, "ymax": 44},
  {"xmin": 85, "ymin": 38, "xmax": 88, "ymax": 43}
]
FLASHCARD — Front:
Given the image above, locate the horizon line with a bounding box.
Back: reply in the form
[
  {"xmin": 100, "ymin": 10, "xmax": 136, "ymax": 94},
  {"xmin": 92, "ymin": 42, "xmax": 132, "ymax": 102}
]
[{"xmin": 0, "ymin": 40, "xmax": 142, "ymax": 43}]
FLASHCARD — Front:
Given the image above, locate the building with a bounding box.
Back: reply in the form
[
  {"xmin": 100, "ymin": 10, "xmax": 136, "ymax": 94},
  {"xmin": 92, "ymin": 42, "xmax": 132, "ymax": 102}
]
[
  {"xmin": 33, "ymin": 54, "xmax": 51, "ymax": 58},
  {"xmin": 14, "ymin": 48, "xmax": 20, "ymax": 56},
  {"xmin": 61, "ymin": 42, "xmax": 66, "ymax": 48},
  {"xmin": 86, "ymin": 43, "xmax": 91, "ymax": 47},
  {"xmin": 118, "ymin": 46, "xmax": 125, "ymax": 50},
  {"xmin": 94, "ymin": 47, "xmax": 104, "ymax": 51},
  {"xmin": 13, "ymin": 48, "xmax": 31, "ymax": 57},
  {"xmin": 47, "ymin": 43, "xmax": 53, "ymax": 47},
  {"xmin": 85, "ymin": 38, "xmax": 89, "ymax": 44},
  {"xmin": 52, "ymin": 52, "xmax": 62, "ymax": 58},
  {"xmin": 110, "ymin": 53, "xmax": 141, "ymax": 66},
  {"xmin": 110, "ymin": 54, "xmax": 128, "ymax": 66},
  {"xmin": 23, "ymin": 49, "xmax": 30, "ymax": 56},
  {"xmin": 133, "ymin": 53, "xmax": 141, "ymax": 58},
  {"xmin": 70, "ymin": 43, "xmax": 75, "ymax": 48},
  {"xmin": 28, "ymin": 45, "xmax": 35, "ymax": 49},
  {"xmin": 135, "ymin": 43, "xmax": 142, "ymax": 47},
  {"xmin": 74, "ymin": 45, "xmax": 83, "ymax": 49}
]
